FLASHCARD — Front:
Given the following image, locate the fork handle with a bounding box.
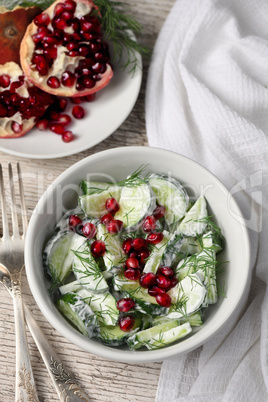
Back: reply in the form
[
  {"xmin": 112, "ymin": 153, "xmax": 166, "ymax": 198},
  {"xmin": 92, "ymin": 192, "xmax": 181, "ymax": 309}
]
[
  {"xmin": 11, "ymin": 272, "xmax": 39, "ymax": 402},
  {"xmin": 23, "ymin": 304, "xmax": 90, "ymax": 402}
]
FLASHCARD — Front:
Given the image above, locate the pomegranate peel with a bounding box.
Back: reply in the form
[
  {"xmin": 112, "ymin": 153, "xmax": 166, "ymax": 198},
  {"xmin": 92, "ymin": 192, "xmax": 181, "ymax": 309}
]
[
  {"xmin": 20, "ymin": 0, "xmax": 113, "ymax": 97},
  {"xmin": 0, "ymin": 6, "xmax": 42, "ymax": 65}
]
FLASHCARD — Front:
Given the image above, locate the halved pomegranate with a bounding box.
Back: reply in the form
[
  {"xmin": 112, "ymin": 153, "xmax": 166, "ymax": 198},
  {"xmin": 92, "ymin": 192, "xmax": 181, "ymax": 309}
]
[
  {"xmin": 0, "ymin": 62, "xmax": 54, "ymax": 138},
  {"xmin": 20, "ymin": 0, "xmax": 113, "ymax": 97}
]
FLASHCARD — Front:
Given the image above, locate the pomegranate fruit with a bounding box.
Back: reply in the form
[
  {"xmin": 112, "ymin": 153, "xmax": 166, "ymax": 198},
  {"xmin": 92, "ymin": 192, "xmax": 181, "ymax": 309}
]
[
  {"xmin": 0, "ymin": 6, "xmax": 41, "ymax": 65},
  {"xmin": 0, "ymin": 61, "xmax": 53, "ymax": 138},
  {"xmin": 20, "ymin": 0, "xmax": 113, "ymax": 97}
]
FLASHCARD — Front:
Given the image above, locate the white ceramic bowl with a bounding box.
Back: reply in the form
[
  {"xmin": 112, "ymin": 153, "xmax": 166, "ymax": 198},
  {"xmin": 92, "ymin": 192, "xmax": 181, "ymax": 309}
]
[{"xmin": 25, "ymin": 146, "xmax": 251, "ymax": 363}]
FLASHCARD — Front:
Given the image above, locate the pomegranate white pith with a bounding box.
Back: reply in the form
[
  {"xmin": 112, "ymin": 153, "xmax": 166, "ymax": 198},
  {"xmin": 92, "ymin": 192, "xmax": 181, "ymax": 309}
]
[
  {"xmin": 0, "ymin": 62, "xmax": 53, "ymax": 138},
  {"xmin": 20, "ymin": 0, "xmax": 113, "ymax": 97}
]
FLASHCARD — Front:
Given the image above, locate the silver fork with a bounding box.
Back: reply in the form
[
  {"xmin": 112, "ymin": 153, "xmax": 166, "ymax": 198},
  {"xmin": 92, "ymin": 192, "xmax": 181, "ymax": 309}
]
[
  {"xmin": 0, "ymin": 163, "xmax": 38, "ymax": 401},
  {"xmin": 0, "ymin": 163, "xmax": 91, "ymax": 402}
]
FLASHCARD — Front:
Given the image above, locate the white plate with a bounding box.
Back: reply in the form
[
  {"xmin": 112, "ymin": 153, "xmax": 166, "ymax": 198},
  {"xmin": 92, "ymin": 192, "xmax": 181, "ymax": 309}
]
[{"xmin": 0, "ymin": 58, "xmax": 142, "ymax": 159}]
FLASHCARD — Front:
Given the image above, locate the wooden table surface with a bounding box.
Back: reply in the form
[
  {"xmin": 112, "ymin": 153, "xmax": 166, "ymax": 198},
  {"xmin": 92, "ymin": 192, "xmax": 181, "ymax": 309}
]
[{"xmin": 0, "ymin": 1, "xmax": 176, "ymax": 400}]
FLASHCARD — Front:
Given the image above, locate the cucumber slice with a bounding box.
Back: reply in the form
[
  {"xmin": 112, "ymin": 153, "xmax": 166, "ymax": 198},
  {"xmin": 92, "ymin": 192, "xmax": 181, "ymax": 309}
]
[
  {"xmin": 175, "ymin": 248, "xmax": 218, "ymax": 305},
  {"xmin": 149, "ymin": 174, "xmax": 189, "ymax": 225},
  {"xmin": 56, "ymin": 293, "xmax": 99, "ymax": 338},
  {"xmin": 167, "ymin": 273, "xmax": 207, "ymax": 319},
  {"xmin": 43, "ymin": 231, "xmax": 86, "ymax": 284},
  {"xmin": 114, "ymin": 181, "xmax": 156, "ymax": 230},
  {"xmin": 97, "ymin": 318, "xmax": 142, "ymax": 346},
  {"xmin": 202, "ymin": 230, "xmax": 223, "ymax": 253},
  {"xmin": 114, "ymin": 271, "xmax": 168, "ymax": 316},
  {"xmin": 152, "ymin": 311, "xmax": 203, "ymax": 327},
  {"xmin": 59, "ymin": 280, "xmax": 82, "ymax": 295},
  {"xmin": 178, "ymin": 195, "xmax": 207, "ymax": 236},
  {"xmin": 127, "ymin": 321, "xmax": 192, "ymax": 350},
  {"xmin": 143, "ymin": 230, "xmax": 173, "ymax": 274},
  {"xmin": 79, "ymin": 184, "xmax": 121, "ymax": 218},
  {"xmin": 80, "ymin": 180, "xmax": 112, "ymax": 195},
  {"xmin": 77, "ymin": 288, "xmax": 119, "ymax": 326},
  {"xmin": 72, "ymin": 241, "xmax": 109, "ymax": 293},
  {"xmin": 96, "ymin": 223, "xmax": 126, "ymax": 270}
]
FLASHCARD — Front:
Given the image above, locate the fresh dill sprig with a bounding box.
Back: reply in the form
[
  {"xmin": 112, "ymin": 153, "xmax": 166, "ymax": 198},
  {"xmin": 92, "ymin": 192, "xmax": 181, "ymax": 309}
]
[
  {"xmin": 84, "ymin": 164, "xmax": 149, "ymax": 196},
  {"xmin": 94, "ymin": 0, "xmax": 150, "ymax": 73}
]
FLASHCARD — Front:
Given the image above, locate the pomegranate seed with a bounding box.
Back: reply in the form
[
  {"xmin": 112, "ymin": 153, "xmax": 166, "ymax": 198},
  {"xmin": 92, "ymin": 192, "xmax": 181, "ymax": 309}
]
[
  {"xmin": 58, "ymin": 98, "xmax": 68, "ymax": 111},
  {"xmin": 119, "ymin": 315, "xmax": 135, "ymax": 332},
  {"xmin": 68, "ymin": 50, "xmax": 79, "ymax": 57},
  {"xmin": 156, "ymin": 274, "xmax": 171, "ymax": 289},
  {"xmin": 92, "ymin": 62, "xmax": 106, "ymax": 74},
  {"xmin": 146, "ymin": 232, "xmax": 163, "ymax": 245},
  {"xmin": 116, "ymin": 298, "xmax": 135, "ymax": 312},
  {"xmin": 67, "ymin": 41, "xmax": 78, "ymax": 51},
  {"xmin": 61, "ymin": 11, "xmax": 73, "ymax": 21},
  {"xmin": 156, "ymin": 293, "xmax": 171, "ymax": 308},
  {"xmin": 44, "ymin": 46, "xmax": 58, "ymax": 59},
  {"xmin": 78, "ymin": 45, "xmax": 89, "ymax": 57},
  {"xmin": 142, "ymin": 215, "xmax": 156, "ymax": 233},
  {"xmin": 138, "ymin": 250, "xmax": 150, "ymax": 264},
  {"xmin": 83, "ymin": 76, "xmax": 95, "ymax": 89},
  {"xmin": 7, "ymin": 106, "xmax": 17, "ymax": 117},
  {"xmin": 0, "ymin": 104, "xmax": 7, "ymax": 117},
  {"xmin": 82, "ymin": 222, "xmax": 97, "ymax": 238},
  {"xmin": 84, "ymin": 93, "xmax": 96, "ymax": 102},
  {"xmin": 61, "ymin": 71, "xmax": 76, "ymax": 87},
  {"xmin": 62, "ymin": 131, "xmax": 74, "ymax": 142},
  {"xmin": 106, "ymin": 219, "xmax": 123, "ymax": 234},
  {"xmin": 129, "ymin": 251, "xmax": 138, "ymax": 259},
  {"xmin": 168, "ymin": 277, "xmax": 178, "ymax": 289},
  {"xmin": 54, "ymin": 3, "xmax": 65, "ymax": 16},
  {"xmin": 158, "ymin": 267, "xmax": 174, "ymax": 277},
  {"xmin": 124, "ymin": 268, "xmax": 140, "ymax": 281},
  {"xmin": 47, "ymin": 76, "xmax": 60, "ymax": 88},
  {"xmin": 36, "ymin": 119, "xmax": 49, "ymax": 130},
  {"xmin": 153, "ymin": 205, "xmax": 166, "ymax": 220},
  {"xmin": 49, "ymin": 123, "xmax": 66, "ymax": 135},
  {"xmin": 11, "ymin": 122, "xmax": 23, "ymax": 134},
  {"xmin": 91, "ymin": 240, "xmax": 105, "ymax": 257},
  {"xmin": 71, "ymin": 18, "xmax": 80, "ymax": 32},
  {"xmin": 126, "ymin": 257, "xmax": 139, "ymax": 269},
  {"xmin": 32, "ymin": 27, "xmax": 51, "ymax": 43},
  {"xmin": 52, "ymin": 16, "xmax": 67, "ymax": 30},
  {"xmin": 64, "ymin": 0, "xmax": 77, "ymax": 12},
  {"xmin": 122, "ymin": 238, "xmax": 133, "ymax": 255},
  {"xmin": 0, "ymin": 74, "xmax": 10, "ymax": 88},
  {"xmin": 72, "ymin": 105, "xmax": 85, "ymax": 119},
  {"xmin": 75, "ymin": 80, "xmax": 85, "ymax": 92},
  {"xmin": 148, "ymin": 286, "xmax": 166, "ymax": 297},
  {"xmin": 100, "ymin": 213, "xmax": 114, "ymax": 226},
  {"xmin": 34, "ymin": 12, "xmax": 50, "ymax": 27},
  {"xmin": 139, "ymin": 273, "xmax": 156, "ymax": 289},
  {"xmin": 18, "ymin": 98, "xmax": 30, "ymax": 111},
  {"xmin": 69, "ymin": 214, "xmax": 82, "ymax": 229},
  {"xmin": 10, "ymin": 93, "xmax": 20, "ymax": 105},
  {"xmin": 57, "ymin": 114, "xmax": 72, "ymax": 125},
  {"xmin": 33, "ymin": 54, "xmax": 49, "ymax": 76},
  {"xmin": 49, "ymin": 110, "xmax": 60, "ymax": 120},
  {"xmin": 132, "ymin": 238, "xmax": 147, "ymax": 251},
  {"xmin": 105, "ymin": 198, "xmax": 119, "ymax": 214},
  {"xmin": 71, "ymin": 97, "xmax": 83, "ymax": 104},
  {"xmin": 43, "ymin": 35, "xmax": 60, "ymax": 46}
]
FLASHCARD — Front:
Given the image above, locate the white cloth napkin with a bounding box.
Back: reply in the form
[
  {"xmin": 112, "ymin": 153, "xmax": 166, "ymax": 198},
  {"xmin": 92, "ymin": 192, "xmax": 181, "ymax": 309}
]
[{"xmin": 145, "ymin": 0, "xmax": 268, "ymax": 400}]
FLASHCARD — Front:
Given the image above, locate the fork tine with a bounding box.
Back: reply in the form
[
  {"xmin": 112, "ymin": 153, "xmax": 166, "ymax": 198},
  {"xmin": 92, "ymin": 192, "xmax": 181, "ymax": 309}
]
[
  {"xmin": 0, "ymin": 164, "xmax": 9, "ymax": 238},
  {"xmin": 17, "ymin": 163, "xmax": 28, "ymax": 235},
  {"xmin": 8, "ymin": 163, "xmax": 20, "ymax": 237}
]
